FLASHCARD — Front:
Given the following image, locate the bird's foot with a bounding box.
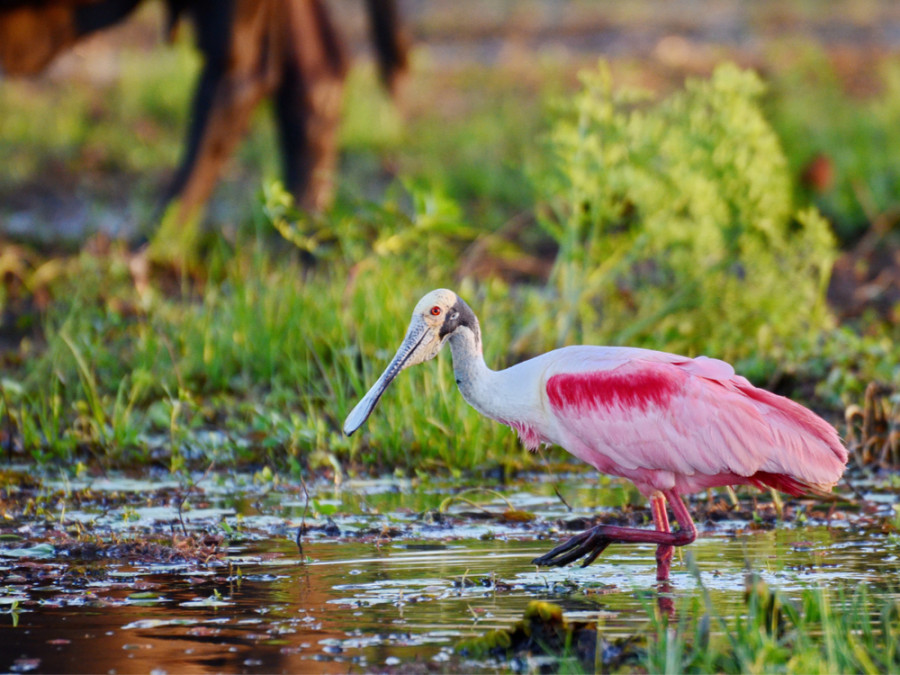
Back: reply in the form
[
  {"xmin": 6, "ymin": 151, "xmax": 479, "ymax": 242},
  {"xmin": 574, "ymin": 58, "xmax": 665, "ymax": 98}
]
[{"xmin": 531, "ymin": 526, "xmax": 612, "ymax": 568}]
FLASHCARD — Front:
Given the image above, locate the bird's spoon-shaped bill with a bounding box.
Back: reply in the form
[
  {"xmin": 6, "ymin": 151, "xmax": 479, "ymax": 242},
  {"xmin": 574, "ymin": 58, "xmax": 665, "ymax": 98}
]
[{"xmin": 343, "ymin": 318, "xmax": 430, "ymax": 435}]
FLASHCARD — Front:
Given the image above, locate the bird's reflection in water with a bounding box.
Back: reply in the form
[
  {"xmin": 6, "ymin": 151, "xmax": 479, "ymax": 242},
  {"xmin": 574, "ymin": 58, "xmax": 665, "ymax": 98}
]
[{"xmin": 655, "ymin": 581, "xmax": 677, "ymax": 620}]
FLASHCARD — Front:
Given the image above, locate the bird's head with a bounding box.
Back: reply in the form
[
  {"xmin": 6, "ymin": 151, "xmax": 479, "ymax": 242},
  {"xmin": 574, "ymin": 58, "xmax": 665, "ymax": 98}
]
[{"xmin": 342, "ymin": 288, "xmax": 477, "ymax": 435}]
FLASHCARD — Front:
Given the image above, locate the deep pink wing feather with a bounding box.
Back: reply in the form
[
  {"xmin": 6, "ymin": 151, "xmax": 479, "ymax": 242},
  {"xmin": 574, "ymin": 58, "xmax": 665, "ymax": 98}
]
[{"xmin": 542, "ymin": 351, "xmax": 846, "ymax": 494}]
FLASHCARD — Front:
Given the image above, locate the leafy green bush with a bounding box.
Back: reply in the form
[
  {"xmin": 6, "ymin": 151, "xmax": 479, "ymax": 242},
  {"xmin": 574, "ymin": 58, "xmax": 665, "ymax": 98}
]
[{"xmin": 533, "ymin": 62, "xmax": 837, "ymax": 361}]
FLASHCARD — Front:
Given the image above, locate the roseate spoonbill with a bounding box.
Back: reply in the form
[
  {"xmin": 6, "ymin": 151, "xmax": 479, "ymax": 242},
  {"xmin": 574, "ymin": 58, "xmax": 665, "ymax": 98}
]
[{"xmin": 343, "ymin": 289, "xmax": 848, "ymax": 581}]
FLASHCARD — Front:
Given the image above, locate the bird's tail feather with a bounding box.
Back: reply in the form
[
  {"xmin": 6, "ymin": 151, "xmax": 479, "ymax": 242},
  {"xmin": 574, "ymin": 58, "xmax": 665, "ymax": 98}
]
[{"xmin": 749, "ymin": 471, "xmax": 840, "ymax": 500}]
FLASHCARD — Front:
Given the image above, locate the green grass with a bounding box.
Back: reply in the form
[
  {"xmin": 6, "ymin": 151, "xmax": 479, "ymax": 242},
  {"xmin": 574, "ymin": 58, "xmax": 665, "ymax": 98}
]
[
  {"xmin": 0, "ymin": 175, "xmax": 892, "ymax": 473},
  {"xmin": 2, "ymin": 214, "xmax": 530, "ymax": 471},
  {"xmin": 645, "ymin": 573, "xmax": 900, "ymax": 674}
]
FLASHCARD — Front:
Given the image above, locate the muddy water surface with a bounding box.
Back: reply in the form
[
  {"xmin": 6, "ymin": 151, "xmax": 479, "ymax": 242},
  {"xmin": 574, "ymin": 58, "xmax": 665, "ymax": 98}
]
[{"xmin": 1, "ymin": 471, "xmax": 897, "ymax": 673}]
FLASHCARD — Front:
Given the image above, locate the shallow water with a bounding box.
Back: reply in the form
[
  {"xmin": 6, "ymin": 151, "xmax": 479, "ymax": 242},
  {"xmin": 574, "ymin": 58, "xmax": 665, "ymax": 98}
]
[{"xmin": 1, "ymin": 471, "xmax": 898, "ymax": 673}]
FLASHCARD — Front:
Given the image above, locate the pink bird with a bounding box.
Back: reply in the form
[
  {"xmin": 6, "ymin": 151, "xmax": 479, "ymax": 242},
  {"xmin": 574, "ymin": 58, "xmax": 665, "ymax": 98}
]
[{"xmin": 343, "ymin": 289, "xmax": 848, "ymax": 581}]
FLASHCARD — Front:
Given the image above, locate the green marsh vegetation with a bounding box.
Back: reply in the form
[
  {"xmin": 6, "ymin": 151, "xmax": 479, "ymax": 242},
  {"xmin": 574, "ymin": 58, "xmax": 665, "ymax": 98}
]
[
  {"xmin": 2, "ymin": 50, "xmax": 897, "ymax": 472},
  {"xmin": 646, "ymin": 577, "xmax": 900, "ymax": 675}
]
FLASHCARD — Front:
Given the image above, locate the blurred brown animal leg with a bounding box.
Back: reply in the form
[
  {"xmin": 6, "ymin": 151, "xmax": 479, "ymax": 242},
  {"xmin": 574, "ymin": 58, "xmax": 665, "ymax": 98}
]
[
  {"xmin": 274, "ymin": 0, "xmax": 347, "ymax": 212},
  {"xmin": 1, "ymin": 0, "xmax": 408, "ymax": 234},
  {"xmin": 165, "ymin": 0, "xmax": 279, "ymax": 227},
  {"xmin": 365, "ymin": 0, "xmax": 410, "ymax": 95}
]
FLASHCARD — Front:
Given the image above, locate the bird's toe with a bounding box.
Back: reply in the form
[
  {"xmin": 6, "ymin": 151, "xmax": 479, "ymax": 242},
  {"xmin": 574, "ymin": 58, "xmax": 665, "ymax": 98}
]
[
  {"xmin": 532, "ymin": 528, "xmax": 609, "ymax": 568},
  {"xmin": 579, "ymin": 539, "xmax": 611, "ymax": 567},
  {"xmin": 531, "ymin": 549, "xmax": 566, "ymax": 566}
]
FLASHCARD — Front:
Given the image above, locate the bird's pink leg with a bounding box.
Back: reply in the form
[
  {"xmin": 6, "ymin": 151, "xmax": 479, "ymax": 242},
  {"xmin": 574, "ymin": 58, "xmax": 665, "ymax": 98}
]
[
  {"xmin": 532, "ymin": 489, "xmax": 697, "ymax": 581},
  {"xmin": 651, "ymin": 493, "xmax": 674, "ymax": 582}
]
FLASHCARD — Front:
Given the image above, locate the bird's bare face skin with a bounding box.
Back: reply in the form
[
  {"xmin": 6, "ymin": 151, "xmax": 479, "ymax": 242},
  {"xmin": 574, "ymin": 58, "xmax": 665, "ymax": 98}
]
[
  {"xmin": 402, "ymin": 289, "xmax": 460, "ymax": 366},
  {"xmin": 342, "ymin": 289, "xmax": 460, "ymax": 435}
]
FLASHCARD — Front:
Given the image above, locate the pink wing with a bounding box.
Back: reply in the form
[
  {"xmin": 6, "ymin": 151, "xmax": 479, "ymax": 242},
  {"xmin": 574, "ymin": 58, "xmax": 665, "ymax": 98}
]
[{"xmin": 543, "ymin": 352, "xmax": 847, "ymax": 494}]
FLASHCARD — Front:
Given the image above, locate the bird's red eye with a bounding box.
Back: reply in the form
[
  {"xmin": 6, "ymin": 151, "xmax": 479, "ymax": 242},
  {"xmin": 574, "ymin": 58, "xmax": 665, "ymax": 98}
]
[{"xmin": 430, "ymin": 306, "xmax": 442, "ymax": 316}]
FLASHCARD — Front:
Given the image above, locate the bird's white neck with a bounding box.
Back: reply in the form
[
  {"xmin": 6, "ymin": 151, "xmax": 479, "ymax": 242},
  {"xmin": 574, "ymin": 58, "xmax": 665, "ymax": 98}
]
[
  {"xmin": 446, "ymin": 321, "xmax": 547, "ymax": 451},
  {"xmin": 447, "ymin": 325, "xmax": 500, "ymax": 420}
]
